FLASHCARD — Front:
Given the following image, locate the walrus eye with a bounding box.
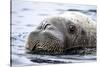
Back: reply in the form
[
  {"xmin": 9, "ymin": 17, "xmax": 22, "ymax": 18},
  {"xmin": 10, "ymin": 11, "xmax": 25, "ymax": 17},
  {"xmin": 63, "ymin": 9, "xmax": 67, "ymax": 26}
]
[{"xmin": 69, "ymin": 25, "xmax": 76, "ymax": 34}]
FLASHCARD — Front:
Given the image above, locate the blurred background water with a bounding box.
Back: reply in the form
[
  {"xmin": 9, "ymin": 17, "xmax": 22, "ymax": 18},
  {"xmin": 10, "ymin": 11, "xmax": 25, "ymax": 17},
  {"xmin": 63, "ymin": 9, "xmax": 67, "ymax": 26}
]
[{"xmin": 11, "ymin": 0, "xmax": 97, "ymax": 66}]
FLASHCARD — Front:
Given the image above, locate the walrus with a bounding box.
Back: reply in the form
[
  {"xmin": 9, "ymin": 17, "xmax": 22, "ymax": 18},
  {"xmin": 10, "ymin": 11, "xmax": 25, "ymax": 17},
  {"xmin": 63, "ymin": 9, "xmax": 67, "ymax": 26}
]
[{"xmin": 25, "ymin": 12, "xmax": 96, "ymax": 55}]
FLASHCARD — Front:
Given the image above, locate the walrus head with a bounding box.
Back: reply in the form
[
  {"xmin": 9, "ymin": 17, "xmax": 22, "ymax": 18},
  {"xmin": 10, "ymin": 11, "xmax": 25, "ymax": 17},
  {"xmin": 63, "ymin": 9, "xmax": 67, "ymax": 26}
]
[{"xmin": 25, "ymin": 13, "xmax": 96, "ymax": 55}]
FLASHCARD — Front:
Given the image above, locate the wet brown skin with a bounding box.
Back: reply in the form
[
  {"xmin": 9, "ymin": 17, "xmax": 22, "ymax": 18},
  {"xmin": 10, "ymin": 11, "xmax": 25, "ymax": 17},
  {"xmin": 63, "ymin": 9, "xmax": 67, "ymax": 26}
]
[{"xmin": 25, "ymin": 12, "xmax": 96, "ymax": 55}]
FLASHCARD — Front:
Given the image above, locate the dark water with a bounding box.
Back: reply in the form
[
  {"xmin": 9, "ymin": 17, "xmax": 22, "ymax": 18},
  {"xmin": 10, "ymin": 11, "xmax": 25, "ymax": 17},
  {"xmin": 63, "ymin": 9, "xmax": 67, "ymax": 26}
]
[{"xmin": 11, "ymin": 0, "xmax": 97, "ymax": 67}]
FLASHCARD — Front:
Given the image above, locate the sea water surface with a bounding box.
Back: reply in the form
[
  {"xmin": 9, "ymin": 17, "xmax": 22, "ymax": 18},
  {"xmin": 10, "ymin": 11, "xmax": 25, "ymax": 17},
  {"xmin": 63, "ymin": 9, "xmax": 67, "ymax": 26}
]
[{"xmin": 11, "ymin": 0, "xmax": 97, "ymax": 67}]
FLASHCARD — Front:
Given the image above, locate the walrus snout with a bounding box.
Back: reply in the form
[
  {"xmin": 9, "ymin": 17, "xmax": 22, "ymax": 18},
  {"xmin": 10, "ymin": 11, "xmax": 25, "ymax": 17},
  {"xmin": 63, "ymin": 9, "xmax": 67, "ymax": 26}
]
[{"xmin": 25, "ymin": 29, "xmax": 65, "ymax": 55}]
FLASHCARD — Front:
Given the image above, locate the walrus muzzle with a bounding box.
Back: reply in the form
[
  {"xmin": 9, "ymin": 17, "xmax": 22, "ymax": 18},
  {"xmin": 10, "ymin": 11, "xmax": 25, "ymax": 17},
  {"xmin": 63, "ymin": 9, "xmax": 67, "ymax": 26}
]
[{"xmin": 26, "ymin": 25, "xmax": 65, "ymax": 55}]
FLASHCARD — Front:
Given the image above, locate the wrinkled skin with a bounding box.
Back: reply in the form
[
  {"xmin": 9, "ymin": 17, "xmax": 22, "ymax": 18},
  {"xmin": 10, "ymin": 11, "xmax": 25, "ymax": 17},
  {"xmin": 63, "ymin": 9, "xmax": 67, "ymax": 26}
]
[{"xmin": 25, "ymin": 12, "xmax": 96, "ymax": 55}]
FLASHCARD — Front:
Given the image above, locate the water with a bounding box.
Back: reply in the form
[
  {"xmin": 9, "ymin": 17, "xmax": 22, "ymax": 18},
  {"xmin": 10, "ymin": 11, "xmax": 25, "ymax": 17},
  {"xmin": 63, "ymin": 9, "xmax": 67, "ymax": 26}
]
[{"xmin": 11, "ymin": 0, "xmax": 97, "ymax": 67}]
